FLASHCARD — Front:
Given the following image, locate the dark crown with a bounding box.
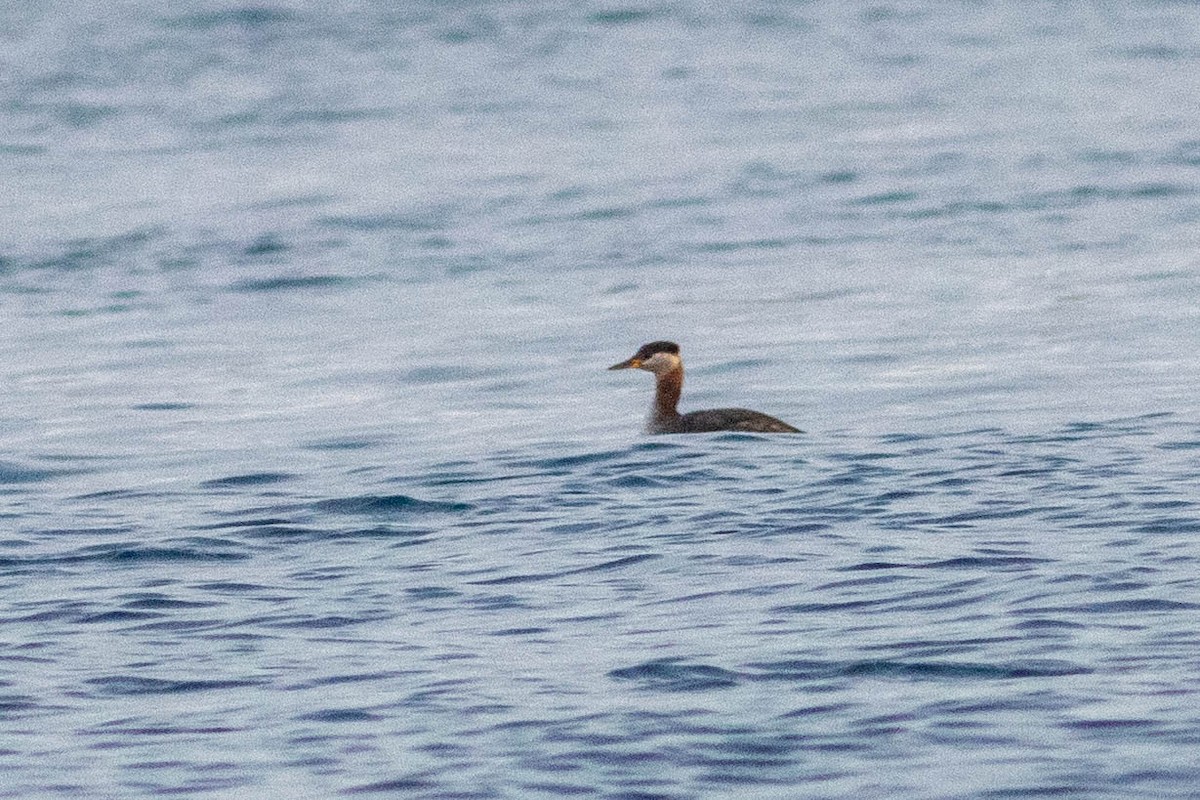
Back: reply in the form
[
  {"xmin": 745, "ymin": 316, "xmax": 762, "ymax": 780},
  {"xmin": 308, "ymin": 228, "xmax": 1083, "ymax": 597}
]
[{"xmin": 634, "ymin": 341, "xmax": 680, "ymax": 359}]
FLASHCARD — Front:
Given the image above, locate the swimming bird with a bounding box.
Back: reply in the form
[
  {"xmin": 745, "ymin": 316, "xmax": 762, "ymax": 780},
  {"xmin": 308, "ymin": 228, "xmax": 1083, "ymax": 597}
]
[{"xmin": 609, "ymin": 341, "xmax": 802, "ymax": 434}]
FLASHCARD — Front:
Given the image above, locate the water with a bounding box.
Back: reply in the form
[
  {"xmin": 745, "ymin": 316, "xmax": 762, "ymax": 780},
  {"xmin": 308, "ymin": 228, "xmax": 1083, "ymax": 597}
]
[{"xmin": 3, "ymin": 2, "xmax": 1200, "ymax": 797}]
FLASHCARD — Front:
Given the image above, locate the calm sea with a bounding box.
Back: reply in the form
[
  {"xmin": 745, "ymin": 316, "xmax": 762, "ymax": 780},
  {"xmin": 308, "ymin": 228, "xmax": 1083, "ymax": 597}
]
[{"xmin": 2, "ymin": 2, "xmax": 1199, "ymax": 798}]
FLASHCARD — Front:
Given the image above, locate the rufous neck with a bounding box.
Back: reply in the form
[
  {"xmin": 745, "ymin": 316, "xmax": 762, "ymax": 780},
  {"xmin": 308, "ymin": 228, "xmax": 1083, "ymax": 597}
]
[{"xmin": 654, "ymin": 367, "xmax": 683, "ymax": 418}]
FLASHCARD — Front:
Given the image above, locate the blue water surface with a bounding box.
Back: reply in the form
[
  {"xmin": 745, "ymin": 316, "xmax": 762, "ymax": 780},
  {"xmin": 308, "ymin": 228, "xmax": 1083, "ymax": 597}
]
[{"xmin": 2, "ymin": 2, "xmax": 1199, "ymax": 798}]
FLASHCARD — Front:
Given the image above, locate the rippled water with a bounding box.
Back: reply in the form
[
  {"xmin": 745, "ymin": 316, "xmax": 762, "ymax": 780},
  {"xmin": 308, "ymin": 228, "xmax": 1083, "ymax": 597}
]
[{"xmin": 3, "ymin": 2, "xmax": 1200, "ymax": 798}]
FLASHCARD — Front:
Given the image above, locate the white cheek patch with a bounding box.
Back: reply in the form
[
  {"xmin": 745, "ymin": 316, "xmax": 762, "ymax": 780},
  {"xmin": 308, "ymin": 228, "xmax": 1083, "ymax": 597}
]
[{"xmin": 641, "ymin": 352, "xmax": 681, "ymax": 373}]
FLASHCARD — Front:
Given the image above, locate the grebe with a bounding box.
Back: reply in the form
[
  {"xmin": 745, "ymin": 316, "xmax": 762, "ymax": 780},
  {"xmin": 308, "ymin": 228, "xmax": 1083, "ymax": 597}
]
[{"xmin": 609, "ymin": 341, "xmax": 802, "ymax": 434}]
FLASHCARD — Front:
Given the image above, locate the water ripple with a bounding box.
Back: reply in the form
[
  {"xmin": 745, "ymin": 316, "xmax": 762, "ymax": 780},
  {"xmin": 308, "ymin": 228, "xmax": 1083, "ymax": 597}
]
[
  {"xmin": 311, "ymin": 494, "xmax": 473, "ymax": 516},
  {"xmin": 83, "ymin": 676, "xmax": 265, "ymax": 697}
]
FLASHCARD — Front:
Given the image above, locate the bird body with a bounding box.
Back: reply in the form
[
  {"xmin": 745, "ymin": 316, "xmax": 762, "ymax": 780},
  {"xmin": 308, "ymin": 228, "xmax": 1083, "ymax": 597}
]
[
  {"xmin": 609, "ymin": 341, "xmax": 802, "ymax": 435},
  {"xmin": 658, "ymin": 407, "xmax": 802, "ymax": 435}
]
